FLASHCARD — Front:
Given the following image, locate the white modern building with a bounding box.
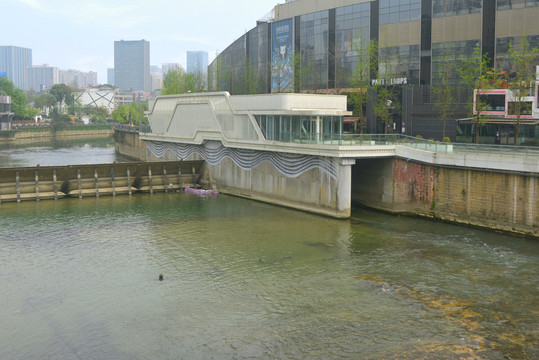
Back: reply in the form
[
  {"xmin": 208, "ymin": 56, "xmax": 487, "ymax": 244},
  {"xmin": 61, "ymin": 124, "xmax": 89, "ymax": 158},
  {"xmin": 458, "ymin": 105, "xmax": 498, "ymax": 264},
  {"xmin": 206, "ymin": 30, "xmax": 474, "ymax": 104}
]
[{"xmin": 75, "ymin": 90, "xmax": 115, "ymax": 114}]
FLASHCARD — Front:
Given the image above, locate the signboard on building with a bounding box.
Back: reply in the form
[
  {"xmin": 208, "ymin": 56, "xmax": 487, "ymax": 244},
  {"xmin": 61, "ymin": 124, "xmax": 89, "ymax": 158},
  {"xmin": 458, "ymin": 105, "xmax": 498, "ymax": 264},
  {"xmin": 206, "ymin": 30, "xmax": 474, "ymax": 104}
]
[
  {"xmin": 0, "ymin": 72, "xmax": 7, "ymax": 78},
  {"xmin": 271, "ymin": 18, "xmax": 294, "ymax": 92}
]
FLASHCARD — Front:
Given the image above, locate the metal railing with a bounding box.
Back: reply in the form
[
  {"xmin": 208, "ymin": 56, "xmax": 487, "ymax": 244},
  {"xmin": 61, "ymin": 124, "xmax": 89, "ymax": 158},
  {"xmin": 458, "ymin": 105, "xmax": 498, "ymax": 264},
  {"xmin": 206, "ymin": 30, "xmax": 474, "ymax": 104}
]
[{"xmin": 115, "ymin": 124, "xmax": 152, "ymax": 133}]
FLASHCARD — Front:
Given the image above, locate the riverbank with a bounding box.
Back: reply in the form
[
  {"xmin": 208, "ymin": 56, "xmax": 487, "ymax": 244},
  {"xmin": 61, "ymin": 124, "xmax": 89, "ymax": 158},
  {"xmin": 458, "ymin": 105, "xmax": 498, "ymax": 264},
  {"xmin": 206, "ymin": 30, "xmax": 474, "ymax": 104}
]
[
  {"xmin": 114, "ymin": 128, "xmax": 538, "ymax": 238},
  {"xmin": 0, "ymin": 126, "xmax": 113, "ymax": 144}
]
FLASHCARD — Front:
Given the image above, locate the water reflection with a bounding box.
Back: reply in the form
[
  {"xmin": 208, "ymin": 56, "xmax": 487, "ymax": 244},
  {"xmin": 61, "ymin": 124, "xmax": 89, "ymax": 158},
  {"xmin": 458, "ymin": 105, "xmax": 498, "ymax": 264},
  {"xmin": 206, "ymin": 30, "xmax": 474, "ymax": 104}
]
[
  {"xmin": 0, "ymin": 194, "xmax": 537, "ymax": 359},
  {"xmin": 0, "ymin": 137, "xmax": 129, "ymax": 167}
]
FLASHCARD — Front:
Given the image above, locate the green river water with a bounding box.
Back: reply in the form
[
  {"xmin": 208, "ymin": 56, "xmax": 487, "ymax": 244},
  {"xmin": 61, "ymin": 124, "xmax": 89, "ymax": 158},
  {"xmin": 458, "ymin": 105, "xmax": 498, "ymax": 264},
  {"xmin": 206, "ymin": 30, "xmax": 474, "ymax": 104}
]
[{"xmin": 0, "ymin": 141, "xmax": 537, "ymax": 359}]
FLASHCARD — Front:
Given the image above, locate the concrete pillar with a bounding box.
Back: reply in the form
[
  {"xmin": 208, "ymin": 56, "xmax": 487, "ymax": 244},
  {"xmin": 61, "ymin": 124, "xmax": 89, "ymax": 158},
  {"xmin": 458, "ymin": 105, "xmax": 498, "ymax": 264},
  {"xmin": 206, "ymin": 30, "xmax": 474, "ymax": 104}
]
[
  {"xmin": 316, "ymin": 116, "xmax": 321, "ymax": 143},
  {"xmin": 337, "ymin": 158, "xmax": 356, "ymax": 217}
]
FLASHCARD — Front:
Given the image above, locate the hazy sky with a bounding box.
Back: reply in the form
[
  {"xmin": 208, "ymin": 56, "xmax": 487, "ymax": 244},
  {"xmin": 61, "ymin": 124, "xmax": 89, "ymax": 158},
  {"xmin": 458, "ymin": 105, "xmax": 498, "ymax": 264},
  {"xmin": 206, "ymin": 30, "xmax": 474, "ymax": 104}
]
[{"xmin": 5, "ymin": 0, "xmax": 280, "ymax": 84}]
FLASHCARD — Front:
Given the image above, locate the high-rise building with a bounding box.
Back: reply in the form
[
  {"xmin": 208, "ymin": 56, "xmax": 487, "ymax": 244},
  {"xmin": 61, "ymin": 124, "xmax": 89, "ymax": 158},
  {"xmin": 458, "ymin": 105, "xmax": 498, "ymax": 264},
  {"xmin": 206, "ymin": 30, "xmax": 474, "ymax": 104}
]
[
  {"xmin": 60, "ymin": 69, "xmax": 97, "ymax": 89},
  {"xmin": 150, "ymin": 65, "xmax": 162, "ymax": 92},
  {"xmin": 107, "ymin": 68, "xmax": 114, "ymax": 86},
  {"xmin": 0, "ymin": 46, "xmax": 32, "ymax": 90},
  {"xmin": 26, "ymin": 65, "xmax": 59, "ymax": 92},
  {"xmin": 114, "ymin": 40, "xmax": 150, "ymax": 92},
  {"xmin": 186, "ymin": 51, "xmax": 208, "ymax": 74}
]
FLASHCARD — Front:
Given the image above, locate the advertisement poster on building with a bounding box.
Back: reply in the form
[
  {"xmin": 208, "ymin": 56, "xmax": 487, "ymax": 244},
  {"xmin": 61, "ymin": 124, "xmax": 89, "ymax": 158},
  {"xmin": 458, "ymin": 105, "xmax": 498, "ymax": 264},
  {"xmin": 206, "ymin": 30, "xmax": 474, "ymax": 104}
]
[{"xmin": 271, "ymin": 18, "xmax": 294, "ymax": 92}]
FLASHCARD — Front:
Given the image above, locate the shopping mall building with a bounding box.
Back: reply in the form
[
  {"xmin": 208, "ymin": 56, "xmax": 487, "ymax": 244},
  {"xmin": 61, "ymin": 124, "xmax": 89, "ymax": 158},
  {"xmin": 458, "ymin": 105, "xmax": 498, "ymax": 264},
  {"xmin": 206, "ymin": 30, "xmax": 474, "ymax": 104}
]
[{"xmin": 208, "ymin": 0, "xmax": 539, "ymax": 145}]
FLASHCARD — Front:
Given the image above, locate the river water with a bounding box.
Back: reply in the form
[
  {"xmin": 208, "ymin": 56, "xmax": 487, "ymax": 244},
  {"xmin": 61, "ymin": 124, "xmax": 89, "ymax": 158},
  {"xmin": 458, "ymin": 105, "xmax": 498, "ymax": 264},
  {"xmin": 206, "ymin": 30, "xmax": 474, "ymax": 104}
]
[{"xmin": 0, "ymin": 140, "xmax": 538, "ymax": 359}]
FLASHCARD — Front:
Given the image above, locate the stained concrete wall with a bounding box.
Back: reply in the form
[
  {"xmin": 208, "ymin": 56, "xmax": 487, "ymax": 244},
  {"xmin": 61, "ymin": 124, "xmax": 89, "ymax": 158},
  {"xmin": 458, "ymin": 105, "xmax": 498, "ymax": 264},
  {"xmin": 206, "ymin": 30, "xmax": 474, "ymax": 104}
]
[
  {"xmin": 352, "ymin": 158, "xmax": 539, "ymax": 237},
  {"xmin": 203, "ymin": 157, "xmax": 352, "ymax": 218},
  {"xmin": 114, "ymin": 128, "xmax": 147, "ymax": 161}
]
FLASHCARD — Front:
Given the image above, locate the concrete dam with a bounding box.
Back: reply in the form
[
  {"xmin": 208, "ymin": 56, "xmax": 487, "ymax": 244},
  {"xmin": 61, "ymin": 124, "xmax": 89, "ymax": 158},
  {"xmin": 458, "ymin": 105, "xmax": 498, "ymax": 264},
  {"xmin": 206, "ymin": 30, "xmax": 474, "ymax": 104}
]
[{"xmin": 0, "ymin": 160, "xmax": 203, "ymax": 203}]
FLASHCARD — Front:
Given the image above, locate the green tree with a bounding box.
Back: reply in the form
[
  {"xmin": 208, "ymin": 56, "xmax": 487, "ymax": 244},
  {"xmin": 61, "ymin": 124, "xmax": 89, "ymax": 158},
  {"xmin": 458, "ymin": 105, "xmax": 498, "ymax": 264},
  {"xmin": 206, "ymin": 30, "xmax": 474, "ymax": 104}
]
[
  {"xmin": 0, "ymin": 77, "xmax": 27, "ymax": 117},
  {"xmin": 84, "ymin": 105, "xmax": 110, "ymax": 123},
  {"xmin": 349, "ymin": 34, "xmax": 378, "ymax": 132},
  {"xmin": 50, "ymin": 83, "xmax": 75, "ymax": 107},
  {"xmin": 162, "ymin": 68, "xmax": 206, "ymax": 95},
  {"xmin": 433, "ymin": 49, "xmax": 456, "ymax": 140},
  {"xmin": 457, "ymin": 47, "xmax": 492, "ymax": 144},
  {"xmin": 34, "ymin": 93, "xmax": 57, "ymax": 113},
  {"xmin": 374, "ymin": 40, "xmax": 401, "ymax": 134},
  {"xmin": 50, "ymin": 106, "xmax": 71, "ymax": 132},
  {"xmin": 507, "ymin": 35, "xmax": 539, "ymax": 145},
  {"xmin": 293, "ymin": 51, "xmax": 313, "ymax": 93},
  {"xmin": 112, "ymin": 103, "xmax": 148, "ymax": 124}
]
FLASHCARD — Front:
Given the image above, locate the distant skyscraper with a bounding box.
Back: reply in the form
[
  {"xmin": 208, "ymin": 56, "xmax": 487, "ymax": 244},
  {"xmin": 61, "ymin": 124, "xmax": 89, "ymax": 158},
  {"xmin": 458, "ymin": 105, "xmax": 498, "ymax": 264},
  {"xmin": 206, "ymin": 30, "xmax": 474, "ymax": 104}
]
[
  {"xmin": 60, "ymin": 69, "xmax": 97, "ymax": 88},
  {"xmin": 26, "ymin": 65, "xmax": 59, "ymax": 92},
  {"xmin": 107, "ymin": 68, "xmax": 114, "ymax": 86},
  {"xmin": 114, "ymin": 40, "xmax": 150, "ymax": 92},
  {"xmin": 186, "ymin": 51, "xmax": 208, "ymax": 74},
  {"xmin": 0, "ymin": 46, "xmax": 32, "ymax": 90},
  {"xmin": 162, "ymin": 63, "xmax": 181, "ymax": 77},
  {"xmin": 150, "ymin": 65, "xmax": 162, "ymax": 92}
]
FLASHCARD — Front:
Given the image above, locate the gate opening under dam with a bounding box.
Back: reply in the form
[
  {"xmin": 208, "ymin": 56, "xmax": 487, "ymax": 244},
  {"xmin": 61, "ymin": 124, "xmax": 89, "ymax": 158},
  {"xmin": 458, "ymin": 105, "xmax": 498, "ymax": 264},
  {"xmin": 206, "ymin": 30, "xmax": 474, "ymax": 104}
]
[{"xmin": 0, "ymin": 160, "xmax": 204, "ymax": 203}]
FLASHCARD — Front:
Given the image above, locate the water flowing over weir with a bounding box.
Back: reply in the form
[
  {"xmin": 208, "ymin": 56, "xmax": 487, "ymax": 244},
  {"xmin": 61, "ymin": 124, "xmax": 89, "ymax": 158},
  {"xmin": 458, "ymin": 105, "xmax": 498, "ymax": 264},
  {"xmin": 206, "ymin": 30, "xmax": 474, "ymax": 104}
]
[{"xmin": 0, "ymin": 160, "xmax": 204, "ymax": 203}]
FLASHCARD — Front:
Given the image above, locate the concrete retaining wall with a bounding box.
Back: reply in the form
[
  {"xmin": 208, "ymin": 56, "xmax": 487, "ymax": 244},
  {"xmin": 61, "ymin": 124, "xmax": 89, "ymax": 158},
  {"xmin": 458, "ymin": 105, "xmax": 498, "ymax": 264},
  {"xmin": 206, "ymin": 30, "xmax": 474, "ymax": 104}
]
[
  {"xmin": 201, "ymin": 156, "xmax": 352, "ymax": 218},
  {"xmin": 0, "ymin": 129, "xmax": 113, "ymax": 143},
  {"xmin": 141, "ymin": 139, "xmax": 353, "ymax": 218},
  {"xmin": 114, "ymin": 128, "xmax": 147, "ymax": 160},
  {"xmin": 352, "ymin": 158, "xmax": 539, "ymax": 237}
]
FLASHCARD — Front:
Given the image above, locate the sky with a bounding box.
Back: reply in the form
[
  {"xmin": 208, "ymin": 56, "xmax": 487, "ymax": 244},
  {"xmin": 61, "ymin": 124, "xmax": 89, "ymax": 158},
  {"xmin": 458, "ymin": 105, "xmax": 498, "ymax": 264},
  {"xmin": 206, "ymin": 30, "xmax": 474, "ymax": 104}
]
[{"xmin": 5, "ymin": 0, "xmax": 281, "ymax": 84}]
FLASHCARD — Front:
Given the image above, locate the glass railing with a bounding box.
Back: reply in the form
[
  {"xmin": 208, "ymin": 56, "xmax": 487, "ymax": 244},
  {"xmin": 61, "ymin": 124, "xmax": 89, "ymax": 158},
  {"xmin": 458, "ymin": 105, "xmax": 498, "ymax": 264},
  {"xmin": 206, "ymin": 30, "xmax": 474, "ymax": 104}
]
[{"xmin": 276, "ymin": 132, "xmax": 539, "ymax": 158}]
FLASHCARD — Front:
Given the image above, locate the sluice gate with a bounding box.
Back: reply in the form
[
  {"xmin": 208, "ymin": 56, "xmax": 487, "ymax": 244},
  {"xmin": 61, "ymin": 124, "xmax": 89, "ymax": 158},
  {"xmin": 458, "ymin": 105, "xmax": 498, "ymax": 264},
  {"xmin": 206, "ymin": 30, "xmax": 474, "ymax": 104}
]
[{"xmin": 0, "ymin": 160, "xmax": 204, "ymax": 203}]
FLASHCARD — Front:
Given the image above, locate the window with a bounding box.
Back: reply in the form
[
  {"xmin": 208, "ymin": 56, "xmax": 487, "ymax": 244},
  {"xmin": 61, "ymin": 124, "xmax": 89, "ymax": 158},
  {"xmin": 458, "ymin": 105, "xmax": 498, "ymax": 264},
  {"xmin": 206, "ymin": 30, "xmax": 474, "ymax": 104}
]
[
  {"xmin": 300, "ymin": 11, "xmax": 329, "ymax": 90},
  {"xmin": 433, "ymin": 0, "xmax": 482, "ymax": 17},
  {"xmin": 335, "ymin": 4, "xmax": 370, "ymax": 88},
  {"xmin": 380, "ymin": 0, "xmax": 421, "ymax": 24}
]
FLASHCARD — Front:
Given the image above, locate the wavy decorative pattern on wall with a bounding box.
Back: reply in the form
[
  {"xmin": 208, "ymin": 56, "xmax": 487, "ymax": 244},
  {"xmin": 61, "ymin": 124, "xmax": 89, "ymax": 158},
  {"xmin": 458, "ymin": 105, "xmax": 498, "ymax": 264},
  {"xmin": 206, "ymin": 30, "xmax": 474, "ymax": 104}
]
[{"xmin": 146, "ymin": 141, "xmax": 338, "ymax": 180}]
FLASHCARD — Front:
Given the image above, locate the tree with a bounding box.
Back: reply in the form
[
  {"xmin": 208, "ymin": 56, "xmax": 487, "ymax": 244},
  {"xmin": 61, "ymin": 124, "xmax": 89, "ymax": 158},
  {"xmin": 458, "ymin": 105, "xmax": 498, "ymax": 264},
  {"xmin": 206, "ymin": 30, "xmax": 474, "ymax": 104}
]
[
  {"xmin": 0, "ymin": 77, "xmax": 27, "ymax": 118},
  {"xmin": 50, "ymin": 106, "xmax": 71, "ymax": 132},
  {"xmin": 34, "ymin": 93, "xmax": 57, "ymax": 113},
  {"xmin": 112, "ymin": 103, "xmax": 148, "ymax": 124},
  {"xmin": 374, "ymin": 40, "xmax": 401, "ymax": 134},
  {"xmin": 507, "ymin": 35, "xmax": 539, "ymax": 145},
  {"xmin": 162, "ymin": 68, "xmax": 206, "ymax": 95},
  {"xmin": 84, "ymin": 105, "xmax": 110, "ymax": 123},
  {"xmin": 457, "ymin": 47, "xmax": 492, "ymax": 144},
  {"xmin": 349, "ymin": 33, "xmax": 378, "ymax": 132},
  {"xmin": 433, "ymin": 49, "xmax": 456, "ymax": 140},
  {"xmin": 291, "ymin": 51, "xmax": 312, "ymax": 93},
  {"xmin": 50, "ymin": 83, "xmax": 74, "ymax": 108}
]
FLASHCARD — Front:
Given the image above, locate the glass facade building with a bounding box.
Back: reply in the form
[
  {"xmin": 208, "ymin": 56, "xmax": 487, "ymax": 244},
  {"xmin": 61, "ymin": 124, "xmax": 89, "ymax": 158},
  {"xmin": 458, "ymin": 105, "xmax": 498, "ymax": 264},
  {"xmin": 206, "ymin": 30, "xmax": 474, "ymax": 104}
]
[
  {"xmin": 209, "ymin": 0, "xmax": 539, "ymax": 143},
  {"xmin": 114, "ymin": 40, "xmax": 150, "ymax": 93},
  {"xmin": 210, "ymin": 0, "xmax": 539, "ymax": 91},
  {"xmin": 186, "ymin": 51, "xmax": 209, "ymax": 75}
]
